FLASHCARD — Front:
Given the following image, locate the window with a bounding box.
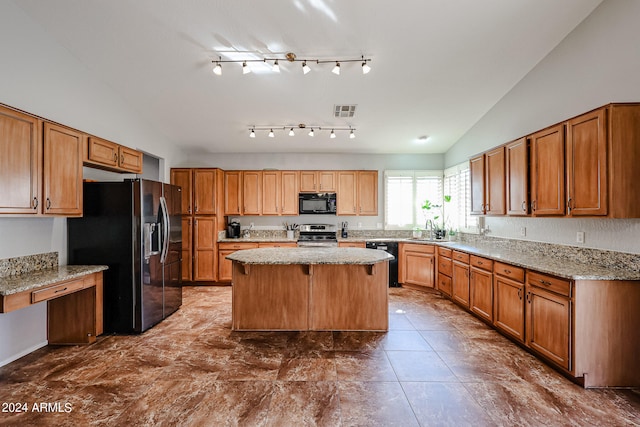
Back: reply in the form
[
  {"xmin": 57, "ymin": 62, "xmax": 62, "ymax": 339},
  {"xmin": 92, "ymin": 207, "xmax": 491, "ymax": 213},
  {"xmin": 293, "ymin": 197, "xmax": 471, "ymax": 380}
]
[
  {"xmin": 384, "ymin": 170, "xmax": 443, "ymax": 229},
  {"xmin": 444, "ymin": 162, "xmax": 478, "ymax": 233}
]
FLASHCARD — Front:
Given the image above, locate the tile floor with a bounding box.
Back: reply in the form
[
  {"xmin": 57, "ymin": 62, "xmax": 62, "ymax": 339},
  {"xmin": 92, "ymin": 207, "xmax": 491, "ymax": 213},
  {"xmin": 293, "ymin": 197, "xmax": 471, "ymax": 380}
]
[{"xmin": 1, "ymin": 286, "xmax": 639, "ymax": 426}]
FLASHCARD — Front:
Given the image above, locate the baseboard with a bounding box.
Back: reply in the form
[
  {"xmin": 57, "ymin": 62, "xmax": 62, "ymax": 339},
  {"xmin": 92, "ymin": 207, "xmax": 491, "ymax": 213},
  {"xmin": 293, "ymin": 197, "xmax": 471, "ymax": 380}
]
[{"xmin": 0, "ymin": 340, "xmax": 48, "ymax": 368}]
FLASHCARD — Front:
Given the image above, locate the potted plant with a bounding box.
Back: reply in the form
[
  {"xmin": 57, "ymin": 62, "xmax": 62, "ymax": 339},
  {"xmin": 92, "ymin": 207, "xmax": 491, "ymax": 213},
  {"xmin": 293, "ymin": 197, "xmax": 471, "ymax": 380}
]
[{"xmin": 422, "ymin": 196, "xmax": 451, "ymax": 240}]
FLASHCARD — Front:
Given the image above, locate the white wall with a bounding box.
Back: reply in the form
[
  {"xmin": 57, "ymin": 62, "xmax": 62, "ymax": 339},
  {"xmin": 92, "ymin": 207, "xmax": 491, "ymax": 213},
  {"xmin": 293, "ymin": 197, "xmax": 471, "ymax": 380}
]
[
  {"xmin": 0, "ymin": 2, "xmax": 183, "ymax": 366},
  {"xmin": 181, "ymin": 152, "xmax": 445, "ymax": 229},
  {"xmin": 445, "ymin": 0, "xmax": 640, "ymax": 253}
]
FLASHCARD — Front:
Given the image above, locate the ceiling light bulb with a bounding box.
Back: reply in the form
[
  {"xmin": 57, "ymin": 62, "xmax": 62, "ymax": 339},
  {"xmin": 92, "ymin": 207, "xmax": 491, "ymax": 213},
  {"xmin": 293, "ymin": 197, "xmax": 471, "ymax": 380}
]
[
  {"xmin": 242, "ymin": 61, "xmax": 251, "ymax": 74},
  {"xmin": 332, "ymin": 62, "xmax": 340, "ymax": 75},
  {"xmin": 361, "ymin": 61, "xmax": 371, "ymax": 74},
  {"xmin": 213, "ymin": 62, "xmax": 222, "ymax": 76},
  {"xmin": 268, "ymin": 129, "xmax": 274, "ymax": 138},
  {"xmin": 302, "ymin": 61, "xmax": 311, "ymax": 74},
  {"xmin": 308, "ymin": 128, "xmax": 314, "ymax": 137},
  {"xmin": 330, "ymin": 129, "xmax": 336, "ymax": 139},
  {"xmin": 272, "ymin": 60, "xmax": 280, "ymax": 73},
  {"xmin": 289, "ymin": 128, "xmax": 295, "ymax": 136},
  {"xmin": 249, "ymin": 129, "xmax": 255, "ymax": 138},
  {"xmin": 350, "ymin": 129, "xmax": 355, "ymax": 139}
]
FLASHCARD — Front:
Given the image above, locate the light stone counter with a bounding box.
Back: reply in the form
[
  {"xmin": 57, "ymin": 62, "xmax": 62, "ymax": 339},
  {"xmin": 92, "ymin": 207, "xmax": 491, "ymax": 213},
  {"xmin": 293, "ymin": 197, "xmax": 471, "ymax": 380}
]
[
  {"xmin": 0, "ymin": 265, "xmax": 109, "ymax": 296},
  {"xmin": 226, "ymin": 247, "xmax": 394, "ymax": 265}
]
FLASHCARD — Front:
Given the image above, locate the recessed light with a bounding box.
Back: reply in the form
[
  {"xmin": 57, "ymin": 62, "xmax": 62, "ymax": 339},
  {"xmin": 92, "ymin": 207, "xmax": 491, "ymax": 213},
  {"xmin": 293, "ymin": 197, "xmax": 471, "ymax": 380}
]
[{"xmin": 416, "ymin": 135, "xmax": 430, "ymax": 144}]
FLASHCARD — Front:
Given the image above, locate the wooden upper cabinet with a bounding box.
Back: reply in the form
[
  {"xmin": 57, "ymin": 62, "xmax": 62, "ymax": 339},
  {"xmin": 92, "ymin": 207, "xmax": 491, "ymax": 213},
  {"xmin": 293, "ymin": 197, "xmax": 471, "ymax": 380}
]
[
  {"xmin": 262, "ymin": 171, "xmax": 281, "ymax": 215},
  {"xmin": 530, "ymin": 124, "xmax": 565, "ymax": 216},
  {"xmin": 485, "ymin": 147, "xmax": 506, "ymax": 215},
  {"xmin": 0, "ymin": 105, "xmax": 41, "ymax": 214},
  {"xmin": 280, "ymin": 171, "xmax": 299, "ymax": 215},
  {"xmin": 358, "ymin": 170, "xmax": 378, "ymax": 215},
  {"xmin": 506, "ymin": 138, "xmax": 529, "ymax": 216},
  {"xmin": 42, "ymin": 123, "xmax": 83, "ymax": 216},
  {"xmin": 470, "ymin": 155, "xmax": 485, "ymax": 215},
  {"xmin": 608, "ymin": 104, "xmax": 640, "ymax": 218},
  {"xmin": 242, "ymin": 171, "xmax": 262, "ymax": 215},
  {"xmin": 337, "ymin": 171, "xmax": 357, "ymax": 215},
  {"xmin": 300, "ymin": 171, "xmax": 336, "ymax": 192},
  {"xmin": 193, "ymin": 169, "xmax": 217, "ymax": 214},
  {"xmin": 85, "ymin": 136, "xmax": 143, "ymax": 174},
  {"xmin": 170, "ymin": 168, "xmax": 193, "ymax": 215},
  {"xmin": 224, "ymin": 171, "xmax": 242, "ymax": 215},
  {"xmin": 566, "ymin": 108, "xmax": 607, "ymax": 216}
]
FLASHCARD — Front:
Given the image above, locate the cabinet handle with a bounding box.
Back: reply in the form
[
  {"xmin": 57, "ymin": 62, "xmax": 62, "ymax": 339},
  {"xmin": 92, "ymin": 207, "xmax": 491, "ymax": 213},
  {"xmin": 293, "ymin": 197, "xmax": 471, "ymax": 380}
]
[
  {"xmin": 54, "ymin": 287, "xmax": 68, "ymax": 294},
  {"xmin": 195, "ymin": 205, "xmax": 198, "ymax": 212},
  {"xmin": 46, "ymin": 198, "xmax": 51, "ymax": 210},
  {"xmin": 567, "ymin": 198, "xmax": 573, "ymax": 213},
  {"xmin": 504, "ymin": 269, "xmax": 511, "ymax": 274},
  {"xmin": 521, "ymin": 201, "xmax": 527, "ymax": 212},
  {"xmin": 539, "ymin": 279, "xmax": 552, "ymax": 286},
  {"xmin": 485, "ymin": 203, "xmax": 490, "ymax": 212},
  {"xmin": 517, "ymin": 288, "xmax": 522, "ymax": 300},
  {"xmin": 477, "ymin": 261, "xmax": 483, "ymax": 265},
  {"xmin": 531, "ymin": 200, "xmax": 537, "ymax": 212},
  {"xmin": 188, "ymin": 205, "xmax": 191, "ymax": 214},
  {"xmin": 33, "ymin": 197, "xmax": 38, "ymax": 209},
  {"xmin": 526, "ymin": 291, "xmax": 531, "ymax": 303},
  {"xmin": 120, "ymin": 154, "xmax": 125, "ymax": 164},
  {"xmin": 113, "ymin": 153, "xmax": 118, "ymax": 162}
]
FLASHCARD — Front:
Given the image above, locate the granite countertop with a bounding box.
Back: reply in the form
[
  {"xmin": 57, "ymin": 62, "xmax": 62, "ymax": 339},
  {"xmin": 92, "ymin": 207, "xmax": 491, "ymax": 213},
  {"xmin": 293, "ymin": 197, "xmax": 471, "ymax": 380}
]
[
  {"xmin": 0, "ymin": 265, "xmax": 108, "ymax": 296},
  {"xmin": 226, "ymin": 247, "xmax": 394, "ymax": 265},
  {"xmin": 219, "ymin": 237, "xmax": 297, "ymax": 243}
]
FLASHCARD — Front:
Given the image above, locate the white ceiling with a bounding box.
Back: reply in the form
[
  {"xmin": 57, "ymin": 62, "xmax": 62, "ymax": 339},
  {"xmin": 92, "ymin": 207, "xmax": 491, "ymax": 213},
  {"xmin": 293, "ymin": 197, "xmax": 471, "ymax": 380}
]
[{"xmin": 14, "ymin": 0, "xmax": 602, "ymax": 155}]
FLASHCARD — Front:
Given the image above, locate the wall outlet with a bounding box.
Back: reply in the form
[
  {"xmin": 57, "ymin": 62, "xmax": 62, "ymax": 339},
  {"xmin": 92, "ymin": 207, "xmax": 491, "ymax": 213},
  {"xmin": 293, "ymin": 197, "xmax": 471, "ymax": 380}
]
[
  {"xmin": 357, "ymin": 222, "xmax": 363, "ymax": 229},
  {"xmin": 520, "ymin": 226, "xmax": 526, "ymax": 237},
  {"xmin": 576, "ymin": 231, "xmax": 585, "ymax": 244},
  {"xmin": 249, "ymin": 222, "xmax": 254, "ymax": 228},
  {"xmin": 377, "ymin": 222, "xmax": 383, "ymax": 229}
]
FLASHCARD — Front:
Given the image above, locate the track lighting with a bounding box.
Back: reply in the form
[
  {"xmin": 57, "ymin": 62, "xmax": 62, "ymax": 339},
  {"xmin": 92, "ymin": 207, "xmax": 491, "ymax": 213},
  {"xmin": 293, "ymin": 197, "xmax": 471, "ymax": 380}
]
[
  {"xmin": 211, "ymin": 52, "xmax": 371, "ymax": 76},
  {"xmin": 248, "ymin": 124, "xmax": 356, "ymax": 139}
]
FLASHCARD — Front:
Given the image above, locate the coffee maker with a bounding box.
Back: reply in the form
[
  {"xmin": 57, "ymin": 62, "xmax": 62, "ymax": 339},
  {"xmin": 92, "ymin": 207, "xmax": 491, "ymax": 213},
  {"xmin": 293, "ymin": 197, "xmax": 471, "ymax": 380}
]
[{"xmin": 227, "ymin": 221, "xmax": 241, "ymax": 238}]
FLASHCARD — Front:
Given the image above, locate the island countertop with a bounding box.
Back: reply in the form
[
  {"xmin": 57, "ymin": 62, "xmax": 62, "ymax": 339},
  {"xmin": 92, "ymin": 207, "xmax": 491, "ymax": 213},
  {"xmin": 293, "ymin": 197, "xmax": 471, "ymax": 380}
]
[{"xmin": 226, "ymin": 247, "xmax": 394, "ymax": 265}]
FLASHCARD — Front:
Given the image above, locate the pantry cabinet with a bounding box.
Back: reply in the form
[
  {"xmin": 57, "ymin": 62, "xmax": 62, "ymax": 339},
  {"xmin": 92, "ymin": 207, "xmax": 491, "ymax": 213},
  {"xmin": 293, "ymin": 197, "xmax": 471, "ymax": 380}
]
[
  {"xmin": 181, "ymin": 217, "xmax": 193, "ymax": 282},
  {"xmin": 193, "ymin": 216, "xmax": 218, "ymax": 282},
  {"xmin": 505, "ymin": 137, "xmax": 529, "ymax": 215}
]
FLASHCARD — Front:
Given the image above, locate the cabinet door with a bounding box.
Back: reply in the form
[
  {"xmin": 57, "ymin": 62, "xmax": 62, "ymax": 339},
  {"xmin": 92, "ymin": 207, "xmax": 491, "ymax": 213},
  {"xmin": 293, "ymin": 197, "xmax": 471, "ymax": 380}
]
[
  {"xmin": 170, "ymin": 169, "xmax": 193, "ymax": 215},
  {"xmin": 87, "ymin": 136, "xmax": 118, "ymax": 167},
  {"xmin": 470, "ymin": 267, "xmax": 493, "ymax": 322},
  {"xmin": 118, "ymin": 146, "xmax": 143, "ymax": 173},
  {"xmin": 242, "ymin": 171, "xmax": 262, "ymax": 215},
  {"xmin": 193, "ymin": 169, "xmax": 217, "ymax": 214},
  {"xmin": 299, "ymin": 171, "xmax": 317, "ymax": 192},
  {"xmin": 224, "ymin": 171, "xmax": 242, "ymax": 215},
  {"xmin": 318, "ymin": 171, "xmax": 336, "ymax": 192},
  {"xmin": 485, "ymin": 147, "xmax": 505, "ymax": 215},
  {"xmin": 452, "ymin": 262, "xmax": 470, "ymax": 308},
  {"xmin": 530, "ymin": 124, "xmax": 565, "ymax": 215},
  {"xmin": 437, "ymin": 273, "xmax": 452, "ymax": 297},
  {"xmin": 181, "ymin": 217, "xmax": 193, "ymax": 281},
  {"xmin": 566, "ymin": 108, "xmax": 607, "ymax": 216},
  {"xmin": 494, "ymin": 275, "xmax": 525, "ymax": 343},
  {"xmin": 280, "ymin": 171, "xmax": 299, "ymax": 215},
  {"xmin": 358, "ymin": 171, "xmax": 378, "ymax": 215},
  {"xmin": 262, "ymin": 170, "xmax": 280, "ymax": 215},
  {"xmin": 470, "ymin": 155, "xmax": 485, "ymax": 215},
  {"xmin": 337, "ymin": 171, "xmax": 357, "ymax": 215},
  {"xmin": 42, "ymin": 123, "xmax": 83, "ymax": 216},
  {"xmin": 193, "ymin": 216, "xmax": 216, "ymax": 281},
  {"xmin": 0, "ymin": 106, "xmax": 41, "ymax": 214},
  {"xmin": 217, "ymin": 249, "xmax": 235, "ymax": 282},
  {"xmin": 404, "ymin": 252, "xmax": 435, "ymax": 288},
  {"xmin": 526, "ymin": 286, "xmax": 571, "ymax": 370},
  {"xmin": 506, "ymin": 138, "xmax": 529, "ymax": 215}
]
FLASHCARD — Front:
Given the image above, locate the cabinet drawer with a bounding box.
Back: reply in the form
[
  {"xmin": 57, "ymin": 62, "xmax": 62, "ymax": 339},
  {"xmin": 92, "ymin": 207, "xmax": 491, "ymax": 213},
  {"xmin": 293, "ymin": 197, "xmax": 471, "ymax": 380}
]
[
  {"xmin": 470, "ymin": 255, "xmax": 493, "ymax": 271},
  {"xmin": 438, "ymin": 257, "xmax": 452, "ymax": 277},
  {"xmin": 402, "ymin": 243, "xmax": 435, "ymax": 253},
  {"xmin": 452, "ymin": 251, "xmax": 469, "ymax": 263},
  {"xmin": 437, "ymin": 273, "xmax": 452, "ymax": 296},
  {"xmin": 258, "ymin": 242, "xmax": 298, "ymax": 248},
  {"xmin": 438, "ymin": 247, "xmax": 452, "ymax": 258},
  {"xmin": 527, "ymin": 271, "xmax": 571, "ymax": 297},
  {"xmin": 32, "ymin": 278, "xmax": 85, "ymax": 303},
  {"xmin": 494, "ymin": 262, "xmax": 525, "ymax": 282},
  {"xmin": 218, "ymin": 242, "xmax": 259, "ymax": 250}
]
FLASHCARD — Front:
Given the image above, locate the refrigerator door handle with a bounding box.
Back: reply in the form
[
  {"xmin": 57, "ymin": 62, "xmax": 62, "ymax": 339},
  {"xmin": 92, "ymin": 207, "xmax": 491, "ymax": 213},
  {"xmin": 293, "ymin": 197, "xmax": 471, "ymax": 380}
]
[{"xmin": 159, "ymin": 196, "xmax": 170, "ymax": 264}]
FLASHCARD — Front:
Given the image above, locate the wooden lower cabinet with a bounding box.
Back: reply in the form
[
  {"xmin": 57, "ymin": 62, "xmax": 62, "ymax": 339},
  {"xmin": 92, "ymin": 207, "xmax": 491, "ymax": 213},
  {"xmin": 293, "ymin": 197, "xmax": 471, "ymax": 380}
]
[
  {"xmin": 436, "ymin": 247, "xmax": 453, "ymax": 297},
  {"xmin": 338, "ymin": 241, "xmax": 366, "ymax": 248},
  {"xmin": 469, "ymin": 256, "xmax": 493, "ymax": 323},
  {"xmin": 258, "ymin": 242, "xmax": 297, "ymax": 248},
  {"xmin": 181, "ymin": 217, "xmax": 193, "ymax": 281},
  {"xmin": 193, "ymin": 216, "xmax": 217, "ymax": 281},
  {"xmin": 452, "ymin": 260, "xmax": 470, "ymax": 308},
  {"xmin": 399, "ymin": 243, "xmax": 435, "ymax": 289},
  {"xmin": 218, "ymin": 242, "xmax": 259, "ymax": 282},
  {"xmin": 493, "ymin": 275, "xmax": 525, "ymax": 343}
]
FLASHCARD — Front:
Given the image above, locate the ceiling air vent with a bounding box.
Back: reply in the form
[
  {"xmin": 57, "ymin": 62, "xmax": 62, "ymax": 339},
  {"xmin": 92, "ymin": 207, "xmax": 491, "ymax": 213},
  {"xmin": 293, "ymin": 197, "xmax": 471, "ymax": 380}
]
[{"xmin": 334, "ymin": 105, "xmax": 357, "ymax": 118}]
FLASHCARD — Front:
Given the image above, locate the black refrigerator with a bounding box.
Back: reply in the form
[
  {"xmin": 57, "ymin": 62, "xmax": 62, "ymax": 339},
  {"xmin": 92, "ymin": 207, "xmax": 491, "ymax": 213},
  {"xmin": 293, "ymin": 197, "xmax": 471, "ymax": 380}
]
[{"xmin": 68, "ymin": 179, "xmax": 182, "ymax": 333}]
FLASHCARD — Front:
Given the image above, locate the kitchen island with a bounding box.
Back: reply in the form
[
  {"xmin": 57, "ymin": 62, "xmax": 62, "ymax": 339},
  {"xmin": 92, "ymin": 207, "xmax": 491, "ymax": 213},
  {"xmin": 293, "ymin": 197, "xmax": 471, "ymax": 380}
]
[{"xmin": 227, "ymin": 247, "xmax": 393, "ymax": 331}]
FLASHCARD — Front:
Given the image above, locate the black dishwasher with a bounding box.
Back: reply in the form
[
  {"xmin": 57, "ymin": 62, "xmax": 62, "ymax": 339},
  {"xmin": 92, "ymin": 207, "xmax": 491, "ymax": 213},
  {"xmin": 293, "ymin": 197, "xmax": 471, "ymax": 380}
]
[{"xmin": 365, "ymin": 241, "xmax": 399, "ymax": 287}]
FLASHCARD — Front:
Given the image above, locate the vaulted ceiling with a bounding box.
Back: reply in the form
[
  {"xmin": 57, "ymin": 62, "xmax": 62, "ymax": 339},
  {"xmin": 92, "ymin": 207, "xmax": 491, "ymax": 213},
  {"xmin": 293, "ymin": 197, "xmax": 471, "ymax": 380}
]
[{"xmin": 14, "ymin": 0, "xmax": 602, "ymax": 154}]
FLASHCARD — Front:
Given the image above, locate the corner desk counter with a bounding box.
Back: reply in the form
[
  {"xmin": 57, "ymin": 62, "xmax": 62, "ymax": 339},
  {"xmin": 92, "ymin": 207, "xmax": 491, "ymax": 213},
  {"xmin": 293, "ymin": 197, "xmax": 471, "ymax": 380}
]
[{"xmin": 0, "ymin": 265, "xmax": 108, "ymax": 345}]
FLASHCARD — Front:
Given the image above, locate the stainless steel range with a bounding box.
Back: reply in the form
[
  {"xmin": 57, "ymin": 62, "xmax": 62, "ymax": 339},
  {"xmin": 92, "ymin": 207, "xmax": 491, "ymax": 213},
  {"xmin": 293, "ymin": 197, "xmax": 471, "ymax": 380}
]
[{"xmin": 297, "ymin": 224, "xmax": 338, "ymax": 247}]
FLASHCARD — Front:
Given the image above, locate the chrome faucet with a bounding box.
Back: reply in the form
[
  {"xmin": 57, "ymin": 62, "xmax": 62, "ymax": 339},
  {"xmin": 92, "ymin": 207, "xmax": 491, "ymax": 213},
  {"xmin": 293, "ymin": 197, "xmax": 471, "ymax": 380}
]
[{"xmin": 425, "ymin": 219, "xmax": 434, "ymax": 240}]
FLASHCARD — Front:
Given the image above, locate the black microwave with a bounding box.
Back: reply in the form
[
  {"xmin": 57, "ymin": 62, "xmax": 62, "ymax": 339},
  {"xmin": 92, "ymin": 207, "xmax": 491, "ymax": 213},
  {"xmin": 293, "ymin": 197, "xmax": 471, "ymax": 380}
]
[{"xmin": 299, "ymin": 193, "xmax": 337, "ymax": 215}]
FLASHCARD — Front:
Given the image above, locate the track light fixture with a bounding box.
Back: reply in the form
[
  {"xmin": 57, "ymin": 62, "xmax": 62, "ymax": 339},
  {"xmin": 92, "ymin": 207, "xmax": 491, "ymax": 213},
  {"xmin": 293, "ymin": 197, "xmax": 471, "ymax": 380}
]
[
  {"xmin": 248, "ymin": 124, "xmax": 356, "ymax": 139},
  {"xmin": 211, "ymin": 52, "xmax": 371, "ymax": 76}
]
